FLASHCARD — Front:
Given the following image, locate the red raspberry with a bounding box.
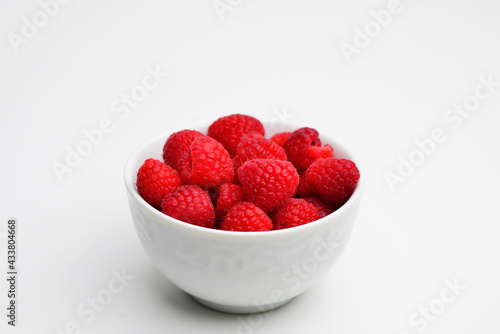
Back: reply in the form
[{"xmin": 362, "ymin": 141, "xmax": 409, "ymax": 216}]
[
  {"xmin": 221, "ymin": 201, "xmax": 273, "ymax": 232},
  {"xmin": 161, "ymin": 185, "xmax": 215, "ymax": 228},
  {"xmin": 231, "ymin": 156, "xmax": 244, "ymax": 177},
  {"xmin": 229, "ymin": 162, "xmax": 241, "ymax": 185},
  {"xmin": 215, "ymin": 183, "xmax": 246, "ymax": 222},
  {"xmin": 283, "ymin": 127, "xmax": 334, "ymax": 172},
  {"xmin": 238, "ymin": 159, "xmax": 299, "ymax": 213},
  {"xmin": 136, "ymin": 158, "xmax": 182, "ymax": 208},
  {"xmin": 205, "ymin": 185, "xmax": 221, "ymax": 208},
  {"xmin": 178, "ymin": 136, "xmax": 234, "ymax": 188},
  {"xmin": 162, "ymin": 130, "xmax": 205, "ymax": 170},
  {"xmin": 306, "ymin": 158, "xmax": 360, "ymax": 208},
  {"xmin": 232, "ymin": 132, "xmax": 287, "ymax": 171},
  {"xmin": 301, "ymin": 197, "xmax": 334, "ymax": 219},
  {"xmin": 208, "ymin": 114, "xmax": 265, "ymax": 156},
  {"xmin": 269, "ymin": 132, "xmax": 291, "ymax": 147},
  {"xmin": 297, "ymin": 171, "xmax": 317, "ymax": 198},
  {"xmin": 273, "ymin": 198, "xmax": 319, "ymax": 230}
]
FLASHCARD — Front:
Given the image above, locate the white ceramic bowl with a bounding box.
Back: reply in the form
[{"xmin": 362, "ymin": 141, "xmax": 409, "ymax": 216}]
[{"xmin": 124, "ymin": 121, "xmax": 364, "ymax": 314}]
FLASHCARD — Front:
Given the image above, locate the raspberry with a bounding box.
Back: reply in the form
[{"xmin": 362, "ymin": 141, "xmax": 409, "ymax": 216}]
[
  {"xmin": 301, "ymin": 197, "xmax": 334, "ymax": 219},
  {"xmin": 232, "ymin": 131, "xmax": 287, "ymax": 171},
  {"xmin": 208, "ymin": 114, "xmax": 265, "ymax": 156},
  {"xmin": 136, "ymin": 158, "xmax": 182, "ymax": 208},
  {"xmin": 205, "ymin": 185, "xmax": 221, "ymax": 208},
  {"xmin": 306, "ymin": 158, "xmax": 360, "ymax": 208},
  {"xmin": 238, "ymin": 159, "xmax": 299, "ymax": 213},
  {"xmin": 283, "ymin": 127, "xmax": 334, "ymax": 172},
  {"xmin": 269, "ymin": 132, "xmax": 291, "ymax": 147},
  {"xmin": 297, "ymin": 171, "xmax": 317, "ymax": 198},
  {"xmin": 178, "ymin": 136, "xmax": 234, "ymax": 188},
  {"xmin": 161, "ymin": 185, "xmax": 215, "ymax": 228},
  {"xmin": 221, "ymin": 202, "xmax": 273, "ymax": 232},
  {"xmin": 229, "ymin": 163, "xmax": 241, "ymax": 185},
  {"xmin": 162, "ymin": 130, "xmax": 205, "ymax": 170},
  {"xmin": 273, "ymin": 198, "xmax": 319, "ymax": 230},
  {"xmin": 215, "ymin": 183, "xmax": 246, "ymax": 223},
  {"xmin": 231, "ymin": 156, "xmax": 244, "ymax": 176}
]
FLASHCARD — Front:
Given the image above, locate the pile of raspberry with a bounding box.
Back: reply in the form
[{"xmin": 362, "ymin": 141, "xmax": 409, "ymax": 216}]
[{"xmin": 136, "ymin": 114, "xmax": 360, "ymax": 232}]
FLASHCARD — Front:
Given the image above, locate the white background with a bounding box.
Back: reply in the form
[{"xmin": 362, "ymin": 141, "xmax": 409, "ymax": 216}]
[{"xmin": 1, "ymin": 0, "xmax": 500, "ymax": 333}]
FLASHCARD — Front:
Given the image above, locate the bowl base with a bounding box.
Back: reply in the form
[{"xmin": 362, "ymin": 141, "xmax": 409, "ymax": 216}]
[{"xmin": 191, "ymin": 295, "xmax": 293, "ymax": 314}]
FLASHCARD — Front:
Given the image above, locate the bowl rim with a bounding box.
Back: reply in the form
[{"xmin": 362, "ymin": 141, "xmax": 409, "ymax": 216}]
[{"xmin": 124, "ymin": 119, "xmax": 364, "ymax": 240}]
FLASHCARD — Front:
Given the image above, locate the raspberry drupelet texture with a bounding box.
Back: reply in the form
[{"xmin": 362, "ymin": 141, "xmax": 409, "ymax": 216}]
[
  {"xmin": 301, "ymin": 197, "xmax": 334, "ymax": 219},
  {"xmin": 306, "ymin": 158, "xmax": 360, "ymax": 209},
  {"xmin": 232, "ymin": 131, "xmax": 287, "ymax": 171},
  {"xmin": 161, "ymin": 185, "xmax": 215, "ymax": 228},
  {"xmin": 237, "ymin": 159, "xmax": 299, "ymax": 213},
  {"xmin": 221, "ymin": 201, "xmax": 273, "ymax": 232},
  {"xmin": 273, "ymin": 198, "xmax": 319, "ymax": 230},
  {"xmin": 269, "ymin": 132, "xmax": 291, "ymax": 147},
  {"xmin": 136, "ymin": 158, "xmax": 182, "ymax": 208},
  {"xmin": 177, "ymin": 136, "xmax": 234, "ymax": 188},
  {"xmin": 208, "ymin": 114, "xmax": 265, "ymax": 156},
  {"xmin": 162, "ymin": 129, "xmax": 205, "ymax": 170},
  {"xmin": 215, "ymin": 183, "xmax": 246, "ymax": 223},
  {"xmin": 297, "ymin": 171, "xmax": 317, "ymax": 198},
  {"xmin": 283, "ymin": 127, "xmax": 334, "ymax": 173}
]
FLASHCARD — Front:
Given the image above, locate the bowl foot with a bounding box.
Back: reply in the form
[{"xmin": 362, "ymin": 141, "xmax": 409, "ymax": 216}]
[{"xmin": 191, "ymin": 295, "xmax": 293, "ymax": 314}]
